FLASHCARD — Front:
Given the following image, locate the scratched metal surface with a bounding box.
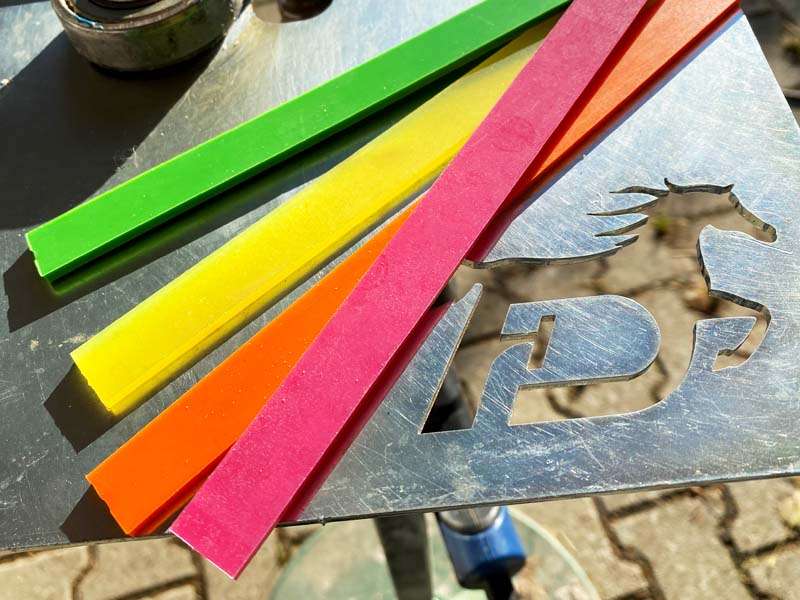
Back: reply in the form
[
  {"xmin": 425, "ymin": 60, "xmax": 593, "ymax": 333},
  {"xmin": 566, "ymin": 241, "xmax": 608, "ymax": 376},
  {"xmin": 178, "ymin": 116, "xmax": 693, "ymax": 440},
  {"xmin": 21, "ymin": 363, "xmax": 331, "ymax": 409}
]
[
  {"xmin": 0, "ymin": 0, "xmax": 482, "ymax": 550},
  {"xmin": 298, "ymin": 13, "xmax": 800, "ymax": 523},
  {"xmin": 1, "ymin": 6, "xmax": 799, "ymax": 552}
]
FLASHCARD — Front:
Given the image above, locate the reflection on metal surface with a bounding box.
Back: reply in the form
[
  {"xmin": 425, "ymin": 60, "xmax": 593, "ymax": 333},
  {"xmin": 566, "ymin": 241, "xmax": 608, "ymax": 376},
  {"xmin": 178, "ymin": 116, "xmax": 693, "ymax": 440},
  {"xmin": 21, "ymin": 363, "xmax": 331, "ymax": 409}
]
[{"xmin": 298, "ymin": 14, "xmax": 800, "ymax": 523}]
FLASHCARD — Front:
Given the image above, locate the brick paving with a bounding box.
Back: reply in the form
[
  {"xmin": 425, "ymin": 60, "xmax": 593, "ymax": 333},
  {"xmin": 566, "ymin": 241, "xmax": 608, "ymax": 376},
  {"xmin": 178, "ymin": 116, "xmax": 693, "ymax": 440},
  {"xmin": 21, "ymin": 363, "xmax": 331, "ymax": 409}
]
[{"xmin": 2, "ymin": 2, "xmax": 800, "ymax": 599}]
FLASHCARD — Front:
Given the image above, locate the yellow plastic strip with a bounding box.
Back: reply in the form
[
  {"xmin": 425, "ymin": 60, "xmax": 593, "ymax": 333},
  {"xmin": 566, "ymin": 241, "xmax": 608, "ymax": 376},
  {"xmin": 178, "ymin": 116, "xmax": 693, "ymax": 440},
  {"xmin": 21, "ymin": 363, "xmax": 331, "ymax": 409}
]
[{"xmin": 72, "ymin": 21, "xmax": 556, "ymax": 415}]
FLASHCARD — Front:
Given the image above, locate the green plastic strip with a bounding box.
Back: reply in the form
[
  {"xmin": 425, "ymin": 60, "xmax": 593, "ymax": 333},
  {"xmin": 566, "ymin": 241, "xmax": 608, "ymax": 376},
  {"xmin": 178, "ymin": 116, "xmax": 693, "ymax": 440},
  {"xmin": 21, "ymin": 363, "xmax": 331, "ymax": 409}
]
[{"xmin": 26, "ymin": 0, "xmax": 568, "ymax": 280}]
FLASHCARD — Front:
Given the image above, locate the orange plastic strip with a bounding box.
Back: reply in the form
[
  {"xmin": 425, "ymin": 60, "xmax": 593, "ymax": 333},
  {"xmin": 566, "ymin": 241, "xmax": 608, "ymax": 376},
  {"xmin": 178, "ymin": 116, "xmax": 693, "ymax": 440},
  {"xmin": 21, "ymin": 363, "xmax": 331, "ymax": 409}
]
[{"xmin": 87, "ymin": 0, "xmax": 737, "ymax": 537}]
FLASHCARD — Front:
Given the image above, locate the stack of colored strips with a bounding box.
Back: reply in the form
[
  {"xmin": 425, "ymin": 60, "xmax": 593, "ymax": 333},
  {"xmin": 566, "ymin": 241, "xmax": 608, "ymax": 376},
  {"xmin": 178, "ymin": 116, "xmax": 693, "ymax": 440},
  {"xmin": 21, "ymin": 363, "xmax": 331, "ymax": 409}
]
[
  {"xmin": 70, "ymin": 20, "xmax": 558, "ymax": 417},
  {"xmin": 84, "ymin": 0, "xmax": 738, "ymax": 579},
  {"xmin": 83, "ymin": 24, "xmax": 558, "ymax": 530}
]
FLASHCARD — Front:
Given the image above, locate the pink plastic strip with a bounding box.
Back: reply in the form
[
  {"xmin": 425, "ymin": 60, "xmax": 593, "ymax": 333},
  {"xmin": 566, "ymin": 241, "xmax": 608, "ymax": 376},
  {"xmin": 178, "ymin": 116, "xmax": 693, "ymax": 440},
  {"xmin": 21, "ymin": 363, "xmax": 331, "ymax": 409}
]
[{"xmin": 170, "ymin": 0, "xmax": 650, "ymax": 578}]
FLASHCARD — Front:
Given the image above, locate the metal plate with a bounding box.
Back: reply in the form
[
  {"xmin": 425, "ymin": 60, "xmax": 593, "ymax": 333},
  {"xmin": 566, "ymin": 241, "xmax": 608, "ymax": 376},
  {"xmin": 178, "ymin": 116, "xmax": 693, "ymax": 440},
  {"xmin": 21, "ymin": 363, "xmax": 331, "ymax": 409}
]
[
  {"xmin": 1, "ymin": 6, "xmax": 799, "ymax": 552},
  {"xmin": 299, "ymin": 13, "xmax": 800, "ymax": 523},
  {"xmin": 0, "ymin": 0, "xmax": 482, "ymax": 550}
]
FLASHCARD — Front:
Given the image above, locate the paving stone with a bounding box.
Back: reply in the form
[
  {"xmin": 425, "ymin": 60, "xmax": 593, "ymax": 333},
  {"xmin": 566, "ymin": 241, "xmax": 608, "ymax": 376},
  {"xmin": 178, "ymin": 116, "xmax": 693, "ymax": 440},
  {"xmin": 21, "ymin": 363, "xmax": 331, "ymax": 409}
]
[
  {"xmin": 699, "ymin": 486, "xmax": 730, "ymax": 521},
  {"xmin": 633, "ymin": 288, "xmax": 700, "ymax": 396},
  {"xmin": 143, "ymin": 585, "xmax": 199, "ymax": 600},
  {"xmin": 203, "ymin": 535, "xmax": 281, "ymax": 600},
  {"xmin": 779, "ymin": 488, "xmax": 800, "ymax": 529},
  {"xmin": 78, "ymin": 538, "xmax": 196, "ymax": 600},
  {"xmin": 714, "ymin": 301, "xmax": 768, "ymax": 359},
  {"xmin": 501, "ymin": 260, "xmax": 598, "ymax": 302},
  {"xmin": 0, "ymin": 548, "xmax": 88, "ymax": 600},
  {"xmin": 278, "ymin": 523, "xmax": 322, "ymax": 547},
  {"xmin": 728, "ymin": 479, "xmax": 797, "ymax": 553},
  {"xmin": 567, "ymin": 366, "xmax": 660, "ymax": 418},
  {"xmin": 453, "ymin": 338, "xmax": 509, "ymax": 411},
  {"xmin": 518, "ymin": 498, "xmax": 647, "ymax": 599},
  {"xmin": 596, "ymin": 227, "xmax": 694, "ymax": 295},
  {"xmin": 460, "ymin": 288, "xmax": 509, "ymax": 345},
  {"xmin": 514, "ymin": 556, "xmax": 594, "ymax": 600},
  {"xmin": 747, "ymin": 545, "xmax": 800, "ymax": 599},
  {"xmin": 599, "ymin": 490, "xmax": 671, "ymax": 514},
  {"xmin": 652, "ymin": 211, "xmax": 725, "ymax": 255},
  {"xmin": 614, "ymin": 495, "xmax": 750, "ymax": 599},
  {"xmin": 652, "ymin": 192, "xmax": 771, "ymax": 251},
  {"xmin": 682, "ymin": 271, "xmax": 718, "ymax": 314},
  {"xmin": 656, "ymin": 189, "xmax": 733, "ymax": 222},
  {"xmin": 449, "ymin": 266, "xmax": 509, "ymax": 344},
  {"xmin": 510, "ymin": 387, "xmax": 568, "ymax": 425},
  {"xmin": 744, "ymin": 0, "xmax": 800, "ymax": 109},
  {"xmin": 710, "ymin": 209, "xmax": 775, "ymax": 241},
  {"xmin": 511, "ymin": 559, "xmax": 550, "ymax": 600}
]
